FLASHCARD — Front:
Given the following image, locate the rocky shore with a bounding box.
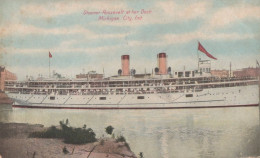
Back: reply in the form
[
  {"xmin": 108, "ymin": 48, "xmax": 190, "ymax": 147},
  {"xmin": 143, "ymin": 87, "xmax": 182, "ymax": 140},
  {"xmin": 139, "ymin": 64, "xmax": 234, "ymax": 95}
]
[
  {"xmin": 0, "ymin": 123, "xmax": 136, "ymax": 158},
  {"xmin": 0, "ymin": 92, "xmax": 12, "ymax": 104}
]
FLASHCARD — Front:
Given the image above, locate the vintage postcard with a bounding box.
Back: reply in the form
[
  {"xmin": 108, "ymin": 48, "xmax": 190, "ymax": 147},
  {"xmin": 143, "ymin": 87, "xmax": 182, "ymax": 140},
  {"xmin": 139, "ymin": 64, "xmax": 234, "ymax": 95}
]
[{"xmin": 0, "ymin": 0, "xmax": 260, "ymax": 158}]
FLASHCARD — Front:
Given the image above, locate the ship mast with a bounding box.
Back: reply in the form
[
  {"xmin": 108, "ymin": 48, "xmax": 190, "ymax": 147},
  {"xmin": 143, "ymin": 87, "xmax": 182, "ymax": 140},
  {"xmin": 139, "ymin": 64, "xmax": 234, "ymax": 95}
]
[
  {"xmin": 229, "ymin": 62, "xmax": 232, "ymax": 78},
  {"xmin": 49, "ymin": 57, "xmax": 50, "ymax": 78},
  {"xmin": 197, "ymin": 41, "xmax": 200, "ymax": 72},
  {"xmin": 48, "ymin": 51, "xmax": 52, "ymax": 78}
]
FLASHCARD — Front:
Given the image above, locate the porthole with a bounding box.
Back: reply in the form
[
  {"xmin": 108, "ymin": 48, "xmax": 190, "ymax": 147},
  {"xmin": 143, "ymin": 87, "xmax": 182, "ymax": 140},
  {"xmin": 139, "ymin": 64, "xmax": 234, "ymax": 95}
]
[
  {"xmin": 137, "ymin": 96, "xmax": 145, "ymax": 99},
  {"xmin": 186, "ymin": 94, "xmax": 193, "ymax": 97},
  {"xmin": 99, "ymin": 97, "xmax": 106, "ymax": 100}
]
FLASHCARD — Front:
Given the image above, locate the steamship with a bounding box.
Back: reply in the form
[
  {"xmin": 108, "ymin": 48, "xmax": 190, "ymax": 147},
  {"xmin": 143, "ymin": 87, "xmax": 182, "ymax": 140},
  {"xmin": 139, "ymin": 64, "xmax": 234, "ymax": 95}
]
[{"xmin": 4, "ymin": 52, "xmax": 259, "ymax": 109}]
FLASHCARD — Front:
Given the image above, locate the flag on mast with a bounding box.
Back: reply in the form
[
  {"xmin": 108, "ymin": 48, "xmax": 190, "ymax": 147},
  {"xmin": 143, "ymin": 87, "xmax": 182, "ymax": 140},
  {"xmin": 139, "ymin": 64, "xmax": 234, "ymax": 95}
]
[
  {"xmin": 49, "ymin": 51, "xmax": 52, "ymax": 58},
  {"xmin": 198, "ymin": 42, "xmax": 217, "ymax": 60},
  {"xmin": 257, "ymin": 60, "xmax": 260, "ymax": 67}
]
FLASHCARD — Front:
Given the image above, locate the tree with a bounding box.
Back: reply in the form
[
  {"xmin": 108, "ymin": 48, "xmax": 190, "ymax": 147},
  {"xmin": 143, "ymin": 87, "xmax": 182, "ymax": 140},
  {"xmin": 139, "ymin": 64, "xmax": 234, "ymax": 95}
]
[
  {"xmin": 139, "ymin": 152, "xmax": 144, "ymax": 158},
  {"xmin": 105, "ymin": 125, "xmax": 114, "ymax": 135}
]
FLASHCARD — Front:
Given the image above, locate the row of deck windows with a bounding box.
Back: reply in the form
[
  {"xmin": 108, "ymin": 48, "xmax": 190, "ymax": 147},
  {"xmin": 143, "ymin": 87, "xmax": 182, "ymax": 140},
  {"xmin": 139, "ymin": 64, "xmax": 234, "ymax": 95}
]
[{"xmin": 47, "ymin": 96, "xmax": 146, "ymax": 100}]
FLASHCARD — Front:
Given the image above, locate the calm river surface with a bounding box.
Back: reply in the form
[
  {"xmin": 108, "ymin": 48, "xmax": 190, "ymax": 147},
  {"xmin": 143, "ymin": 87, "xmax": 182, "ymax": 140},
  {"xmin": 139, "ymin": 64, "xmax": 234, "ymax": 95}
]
[{"xmin": 0, "ymin": 104, "xmax": 259, "ymax": 158}]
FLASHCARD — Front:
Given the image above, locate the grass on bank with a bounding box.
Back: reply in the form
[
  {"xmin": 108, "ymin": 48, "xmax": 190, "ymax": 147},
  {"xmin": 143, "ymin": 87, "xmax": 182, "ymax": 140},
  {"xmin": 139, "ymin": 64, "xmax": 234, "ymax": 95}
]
[{"xmin": 29, "ymin": 119, "xmax": 96, "ymax": 144}]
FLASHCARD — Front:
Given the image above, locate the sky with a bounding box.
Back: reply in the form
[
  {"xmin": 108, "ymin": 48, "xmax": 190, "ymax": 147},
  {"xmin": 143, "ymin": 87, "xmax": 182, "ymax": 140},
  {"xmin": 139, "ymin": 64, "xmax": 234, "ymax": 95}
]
[{"xmin": 0, "ymin": 0, "xmax": 259, "ymax": 80}]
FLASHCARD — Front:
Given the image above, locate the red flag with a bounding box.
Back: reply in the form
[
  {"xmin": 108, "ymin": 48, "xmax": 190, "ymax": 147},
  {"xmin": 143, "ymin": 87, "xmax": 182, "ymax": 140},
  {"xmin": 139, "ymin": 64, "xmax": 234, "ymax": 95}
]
[
  {"xmin": 49, "ymin": 51, "xmax": 52, "ymax": 58},
  {"xmin": 198, "ymin": 42, "xmax": 217, "ymax": 60}
]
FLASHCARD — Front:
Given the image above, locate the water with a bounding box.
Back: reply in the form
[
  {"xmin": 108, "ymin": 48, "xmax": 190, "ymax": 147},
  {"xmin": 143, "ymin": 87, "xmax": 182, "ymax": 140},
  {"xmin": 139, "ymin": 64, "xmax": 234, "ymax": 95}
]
[{"xmin": 0, "ymin": 104, "xmax": 259, "ymax": 158}]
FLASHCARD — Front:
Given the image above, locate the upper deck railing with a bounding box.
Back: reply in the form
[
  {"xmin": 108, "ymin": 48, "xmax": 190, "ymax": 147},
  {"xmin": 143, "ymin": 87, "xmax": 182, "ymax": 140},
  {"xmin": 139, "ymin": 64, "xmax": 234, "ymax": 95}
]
[{"xmin": 4, "ymin": 77, "xmax": 258, "ymax": 90}]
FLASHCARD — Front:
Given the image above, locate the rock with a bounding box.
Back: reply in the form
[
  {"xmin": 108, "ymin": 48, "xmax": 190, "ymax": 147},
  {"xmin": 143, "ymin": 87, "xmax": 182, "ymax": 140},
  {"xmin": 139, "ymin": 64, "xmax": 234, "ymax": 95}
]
[{"xmin": 0, "ymin": 122, "xmax": 136, "ymax": 158}]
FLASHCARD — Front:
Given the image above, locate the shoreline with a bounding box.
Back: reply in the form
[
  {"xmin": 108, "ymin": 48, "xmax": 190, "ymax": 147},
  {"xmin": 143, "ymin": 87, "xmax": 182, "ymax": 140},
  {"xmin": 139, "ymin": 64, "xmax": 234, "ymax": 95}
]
[{"xmin": 0, "ymin": 122, "xmax": 136, "ymax": 158}]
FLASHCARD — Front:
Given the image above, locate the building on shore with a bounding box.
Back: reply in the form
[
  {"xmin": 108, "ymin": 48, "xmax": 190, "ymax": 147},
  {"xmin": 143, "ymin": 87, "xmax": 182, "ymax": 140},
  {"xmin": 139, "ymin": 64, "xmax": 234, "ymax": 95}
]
[
  {"xmin": 211, "ymin": 69, "xmax": 230, "ymax": 78},
  {"xmin": 233, "ymin": 67, "xmax": 260, "ymax": 78},
  {"xmin": 0, "ymin": 66, "xmax": 17, "ymax": 91},
  {"xmin": 211, "ymin": 67, "xmax": 260, "ymax": 78}
]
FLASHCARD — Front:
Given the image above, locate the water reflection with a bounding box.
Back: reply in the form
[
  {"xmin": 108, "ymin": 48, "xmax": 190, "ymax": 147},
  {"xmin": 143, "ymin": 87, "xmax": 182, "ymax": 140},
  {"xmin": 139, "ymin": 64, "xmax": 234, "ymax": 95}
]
[
  {"xmin": 0, "ymin": 104, "xmax": 259, "ymax": 158},
  {"xmin": 240, "ymin": 125, "xmax": 260, "ymax": 157}
]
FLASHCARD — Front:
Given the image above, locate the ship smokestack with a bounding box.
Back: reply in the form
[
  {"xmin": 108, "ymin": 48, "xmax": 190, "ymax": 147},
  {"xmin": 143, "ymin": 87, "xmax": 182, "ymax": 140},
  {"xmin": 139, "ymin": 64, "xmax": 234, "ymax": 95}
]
[
  {"xmin": 121, "ymin": 55, "xmax": 130, "ymax": 76},
  {"xmin": 157, "ymin": 52, "xmax": 167, "ymax": 75}
]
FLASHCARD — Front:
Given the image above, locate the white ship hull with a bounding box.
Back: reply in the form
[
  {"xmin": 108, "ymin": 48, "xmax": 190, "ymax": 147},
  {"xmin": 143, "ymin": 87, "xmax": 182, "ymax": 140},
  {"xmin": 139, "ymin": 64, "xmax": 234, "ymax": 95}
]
[{"xmin": 7, "ymin": 85, "xmax": 259, "ymax": 109}]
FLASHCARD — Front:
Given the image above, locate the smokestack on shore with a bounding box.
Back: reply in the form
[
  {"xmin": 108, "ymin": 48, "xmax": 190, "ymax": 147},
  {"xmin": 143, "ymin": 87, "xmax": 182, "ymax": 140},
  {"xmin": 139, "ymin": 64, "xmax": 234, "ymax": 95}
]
[
  {"xmin": 157, "ymin": 52, "xmax": 167, "ymax": 75},
  {"xmin": 121, "ymin": 55, "xmax": 130, "ymax": 76}
]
